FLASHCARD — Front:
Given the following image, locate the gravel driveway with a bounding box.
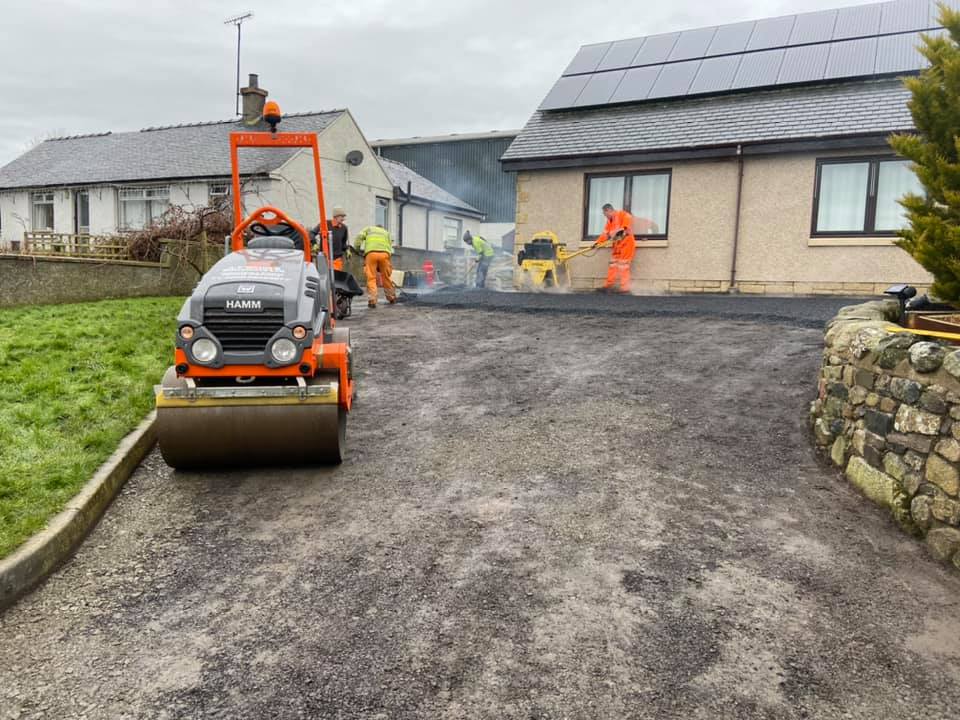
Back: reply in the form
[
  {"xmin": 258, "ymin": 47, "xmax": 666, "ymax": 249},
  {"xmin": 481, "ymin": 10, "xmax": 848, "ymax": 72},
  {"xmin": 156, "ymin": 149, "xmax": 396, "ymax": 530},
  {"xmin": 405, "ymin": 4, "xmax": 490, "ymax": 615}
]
[{"xmin": 2, "ymin": 294, "xmax": 959, "ymax": 719}]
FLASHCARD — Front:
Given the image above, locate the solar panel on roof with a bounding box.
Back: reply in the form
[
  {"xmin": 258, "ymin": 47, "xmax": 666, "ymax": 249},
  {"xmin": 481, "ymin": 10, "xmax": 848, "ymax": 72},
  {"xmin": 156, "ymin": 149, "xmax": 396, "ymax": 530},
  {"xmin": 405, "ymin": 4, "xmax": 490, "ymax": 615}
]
[
  {"xmin": 648, "ymin": 60, "xmax": 701, "ymax": 98},
  {"xmin": 732, "ymin": 48, "xmax": 785, "ymax": 88},
  {"xmin": 689, "ymin": 55, "xmax": 742, "ymax": 94},
  {"xmin": 880, "ymin": 0, "xmax": 928, "ymax": 34},
  {"xmin": 632, "ymin": 33, "xmax": 680, "ymax": 65},
  {"xmin": 789, "ymin": 9, "xmax": 839, "ymax": 45},
  {"xmin": 778, "ymin": 43, "xmax": 830, "ymax": 84},
  {"xmin": 597, "ymin": 38, "xmax": 646, "ymax": 71},
  {"xmin": 563, "ymin": 43, "xmax": 612, "ymax": 76},
  {"xmin": 540, "ymin": 75, "xmax": 590, "ymax": 110},
  {"xmin": 746, "ymin": 15, "xmax": 795, "ymax": 50},
  {"xmin": 541, "ymin": 0, "xmax": 939, "ymax": 111},
  {"xmin": 875, "ymin": 31, "xmax": 926, "ymax": 73},
  {"xmin": 609, "ymin": 65, "xmax": 661, "ymax": 103},
  {"xmin": 707, "ymin": 21, "xmax": 756, "ymax": 55},
  {"xmin": 833, "ymin": 3, "xmax": 882, "ymax": 39},
  {"xmin": 668, "ymin": 27, "xmax": 718, "ymax": 61},
  {"xmin": 825, "ymin": 36, "xmax": 878, "ymax": 78},
  {"xmin": 575, "ymin": 70, "xmax": 626, "ymax": 106}
]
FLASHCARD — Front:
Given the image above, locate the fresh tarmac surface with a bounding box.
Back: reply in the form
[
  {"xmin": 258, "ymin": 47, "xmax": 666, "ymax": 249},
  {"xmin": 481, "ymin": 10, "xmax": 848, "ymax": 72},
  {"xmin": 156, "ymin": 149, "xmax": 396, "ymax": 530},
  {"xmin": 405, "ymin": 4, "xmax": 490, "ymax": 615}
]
[
  {"xmin": 2, "ymin": 293, "xmax": 959, "ymax": 719},
  {"xmin": 408, "ymin": 288, "xmax": 868, "ymax": 328}
]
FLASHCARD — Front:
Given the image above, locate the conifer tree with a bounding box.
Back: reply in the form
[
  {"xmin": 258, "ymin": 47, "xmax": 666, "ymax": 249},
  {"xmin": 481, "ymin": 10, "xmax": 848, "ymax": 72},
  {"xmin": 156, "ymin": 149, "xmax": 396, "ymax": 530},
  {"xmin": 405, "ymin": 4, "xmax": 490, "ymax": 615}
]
[{"xmin": 890, "ymin": 5, "xmax": 960, "ymax": 302}]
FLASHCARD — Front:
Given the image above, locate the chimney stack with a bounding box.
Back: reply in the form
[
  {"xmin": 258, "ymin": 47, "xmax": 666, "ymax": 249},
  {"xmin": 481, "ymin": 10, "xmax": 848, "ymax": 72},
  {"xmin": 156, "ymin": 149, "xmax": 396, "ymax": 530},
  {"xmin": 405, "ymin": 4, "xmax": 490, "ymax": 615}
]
[{"xmin": 240, "ymin": 73, "xmax": 268, "ymax": 125}]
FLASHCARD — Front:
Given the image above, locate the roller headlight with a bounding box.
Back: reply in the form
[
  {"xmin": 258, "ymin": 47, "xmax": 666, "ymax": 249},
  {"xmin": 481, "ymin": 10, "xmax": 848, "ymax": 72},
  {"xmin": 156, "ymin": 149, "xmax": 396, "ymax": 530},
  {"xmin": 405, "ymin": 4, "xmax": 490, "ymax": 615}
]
[
  {"xmin": 191, "ymin": 338, "xmax": 218, "ymax": 364},
  {"xmin": 271, "ymin": 338, "xmax": 298, "ymax": 364}
]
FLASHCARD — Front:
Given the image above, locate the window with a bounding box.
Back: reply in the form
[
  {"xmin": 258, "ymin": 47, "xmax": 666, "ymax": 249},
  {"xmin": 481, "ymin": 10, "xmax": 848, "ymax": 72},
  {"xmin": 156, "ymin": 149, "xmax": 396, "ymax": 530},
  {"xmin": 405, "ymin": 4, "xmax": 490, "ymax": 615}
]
[
  {"xmin": 119, "ymin": 186, "xmax": 170, "ymax": 230},
  {"xmin": 584, "ymin": 171, "xmax": 671, "ymax": 240},
  {"xmin": 375, "ymin": 197, "xmax": 390, "ymax": 229},
  {"xmin": 75, "ymin": 190, "xmax": 89, "ymax": 234},
  {"xmin": 209, "ymin": 182, "xmax": 230, "ymax": 201},
  {"xmin": 31, "ymin": 192, "xmax": 54, "ymax": 231},
  {"xmin": 812, "ymin": 158, "xmax": 923, "ymax": 236},
  {"xmin": 208, "ymin": 183, "xmax": 231, "ymax": 214},
  {"xmin": 586, "ymin": 177, "xmax": 625, "ymax": 236},
  {"xmin": 443, "ymin": 217, "xmax": 463, "ymax": 249},
  {"xmin": 875, "ymin": 161, "xmax": 922, "ymax": 231}
]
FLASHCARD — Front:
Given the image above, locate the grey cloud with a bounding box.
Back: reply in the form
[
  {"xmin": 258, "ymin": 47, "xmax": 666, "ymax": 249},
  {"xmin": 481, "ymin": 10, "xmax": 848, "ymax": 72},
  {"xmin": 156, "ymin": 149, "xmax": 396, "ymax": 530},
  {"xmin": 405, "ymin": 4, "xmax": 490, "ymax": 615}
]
[{"xmin": 0, "ymin": 0, "xmax": 875, "ymax": 166}]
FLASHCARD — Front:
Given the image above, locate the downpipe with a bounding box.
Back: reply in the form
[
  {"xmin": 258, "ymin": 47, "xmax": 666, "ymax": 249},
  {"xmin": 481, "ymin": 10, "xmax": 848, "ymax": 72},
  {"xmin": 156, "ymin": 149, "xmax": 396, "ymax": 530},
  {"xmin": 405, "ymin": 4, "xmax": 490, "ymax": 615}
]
[
  {"xmin": 728, "ymin": 144, "xmax": 744, "ymax": 294},
  {"xmin": 396, "ymin": 181, "xmax": 412, "ymax": 247}
]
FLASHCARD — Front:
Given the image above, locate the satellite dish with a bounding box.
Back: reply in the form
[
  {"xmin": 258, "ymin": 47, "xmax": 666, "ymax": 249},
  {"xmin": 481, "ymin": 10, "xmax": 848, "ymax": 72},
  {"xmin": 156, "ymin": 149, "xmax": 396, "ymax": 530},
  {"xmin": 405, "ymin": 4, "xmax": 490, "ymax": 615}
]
[{"xmin": 346, "ymin": 150, "xmax": 364, "ymax": 166}]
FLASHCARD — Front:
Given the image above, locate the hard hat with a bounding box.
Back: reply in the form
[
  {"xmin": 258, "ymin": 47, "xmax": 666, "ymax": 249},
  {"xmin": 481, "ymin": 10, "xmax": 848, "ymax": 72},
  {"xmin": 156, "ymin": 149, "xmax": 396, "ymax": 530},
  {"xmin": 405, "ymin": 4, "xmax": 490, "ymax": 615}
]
[{"xmin": 332, "ymin": 207, "xmax": 346, "ymax": 217}]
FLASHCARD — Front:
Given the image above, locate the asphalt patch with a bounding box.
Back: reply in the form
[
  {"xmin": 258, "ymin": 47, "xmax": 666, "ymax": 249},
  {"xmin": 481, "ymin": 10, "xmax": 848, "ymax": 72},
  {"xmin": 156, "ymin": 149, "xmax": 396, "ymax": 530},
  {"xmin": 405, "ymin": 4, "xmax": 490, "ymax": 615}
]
[{"xmin": 409, "ymin": 288, "xmax": 868, "ymax": 329}]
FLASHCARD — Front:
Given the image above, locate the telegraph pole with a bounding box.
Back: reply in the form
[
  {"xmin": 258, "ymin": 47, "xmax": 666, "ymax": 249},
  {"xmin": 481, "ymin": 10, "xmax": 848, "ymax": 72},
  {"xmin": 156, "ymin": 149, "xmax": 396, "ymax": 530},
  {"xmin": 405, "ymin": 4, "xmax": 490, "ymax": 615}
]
[{"xmin": 224, "ymin": 12, "xmax": 254, "ymax": 116}]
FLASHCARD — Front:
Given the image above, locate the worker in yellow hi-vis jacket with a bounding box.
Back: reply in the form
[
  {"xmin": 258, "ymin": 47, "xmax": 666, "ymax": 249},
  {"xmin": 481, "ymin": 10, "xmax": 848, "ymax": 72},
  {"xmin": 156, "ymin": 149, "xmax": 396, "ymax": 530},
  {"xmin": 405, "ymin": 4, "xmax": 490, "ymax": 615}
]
[
  {"xmin": 354, "ymin": 225, "xmax": 397, "ymax": 308},
  {"xmin": 463, "ymin": 230, "xmax": 495, "ymax": 288}
]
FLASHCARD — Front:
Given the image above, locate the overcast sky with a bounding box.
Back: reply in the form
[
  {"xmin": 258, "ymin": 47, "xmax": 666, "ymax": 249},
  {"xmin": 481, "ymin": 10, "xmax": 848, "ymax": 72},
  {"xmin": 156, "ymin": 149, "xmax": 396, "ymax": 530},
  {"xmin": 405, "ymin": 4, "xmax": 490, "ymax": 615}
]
[{"xmin": 0, "ymin": 0, "xmax": 879, "ymax": 166}]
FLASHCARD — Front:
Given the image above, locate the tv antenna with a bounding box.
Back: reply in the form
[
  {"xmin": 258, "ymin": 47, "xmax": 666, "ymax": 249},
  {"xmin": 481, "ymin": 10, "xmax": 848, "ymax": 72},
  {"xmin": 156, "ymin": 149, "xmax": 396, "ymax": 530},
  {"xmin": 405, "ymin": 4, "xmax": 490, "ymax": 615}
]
[{"xmin": 224, "ymin": 12, "xmax": 254, "ymax": 116}]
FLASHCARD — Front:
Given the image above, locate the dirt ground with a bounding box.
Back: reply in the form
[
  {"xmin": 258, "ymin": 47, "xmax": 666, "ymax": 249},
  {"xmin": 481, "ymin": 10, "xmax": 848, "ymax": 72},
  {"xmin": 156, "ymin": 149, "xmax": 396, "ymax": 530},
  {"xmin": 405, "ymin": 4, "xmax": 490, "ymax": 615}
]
[{"xmin": 2, "ymin": 295, "xmax": 960, "ymax": 720}]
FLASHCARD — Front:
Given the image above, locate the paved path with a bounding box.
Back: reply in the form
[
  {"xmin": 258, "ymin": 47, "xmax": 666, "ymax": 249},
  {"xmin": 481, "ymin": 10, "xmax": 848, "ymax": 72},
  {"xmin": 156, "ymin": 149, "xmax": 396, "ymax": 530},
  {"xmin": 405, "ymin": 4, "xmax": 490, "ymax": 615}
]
[{"xmin": 2, "ymin": 297, "xmax": 959, "ymax": 719}]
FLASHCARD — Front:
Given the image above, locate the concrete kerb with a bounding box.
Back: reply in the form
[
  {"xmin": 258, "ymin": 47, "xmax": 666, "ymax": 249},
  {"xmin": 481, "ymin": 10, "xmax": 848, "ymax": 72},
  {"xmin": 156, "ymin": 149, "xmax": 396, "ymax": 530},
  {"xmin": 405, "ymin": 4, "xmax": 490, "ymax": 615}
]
[{"xmin": 0, "ymin": 412, "xmax": 157, "ymax": 612}]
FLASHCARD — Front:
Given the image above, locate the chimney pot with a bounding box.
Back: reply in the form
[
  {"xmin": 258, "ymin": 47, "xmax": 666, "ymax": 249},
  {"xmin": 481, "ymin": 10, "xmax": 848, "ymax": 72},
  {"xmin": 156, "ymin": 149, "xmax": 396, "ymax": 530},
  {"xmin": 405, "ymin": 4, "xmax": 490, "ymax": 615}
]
[{"xmin": 240, "ymin": 73, "xmax": 268, "ymax": 125}]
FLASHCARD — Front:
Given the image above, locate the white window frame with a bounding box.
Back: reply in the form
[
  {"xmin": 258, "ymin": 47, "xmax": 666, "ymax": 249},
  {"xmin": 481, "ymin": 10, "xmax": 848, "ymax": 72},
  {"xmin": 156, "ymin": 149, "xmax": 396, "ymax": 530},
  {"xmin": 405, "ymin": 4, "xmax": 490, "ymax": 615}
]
[
  {"xmin": 208, "ymin": 182, "xmax": 230, "ymax": 201},
  {"xmin": 375, "ymin": 197, "xmax": 390, "ymax": 230},
  {"xmin": 31, "ymin": 191, "xmax": 55, "ymax": 231},
  {"xmin": 118, "ymin": 185, "xmax": 170, "ymax": 231},
  {"xmin": 75, "ymin": 190, "xmax": 90, "ymax": 234},
  {"xmin": 443, "ymin": 217, "xmax": 463, "ymax": 249}
]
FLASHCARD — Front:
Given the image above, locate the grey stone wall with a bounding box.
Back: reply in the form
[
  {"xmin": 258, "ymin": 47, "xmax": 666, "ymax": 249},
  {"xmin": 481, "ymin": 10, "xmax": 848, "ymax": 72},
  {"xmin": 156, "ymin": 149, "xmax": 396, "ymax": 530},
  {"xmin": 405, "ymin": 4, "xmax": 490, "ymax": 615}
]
[
  {"xmin": 0, "ymin": 254, "xmax": 199, "ymax": 308},
  {"xmin": 812, "ymin": 299, "xmax": 960, "ymax": 570}
]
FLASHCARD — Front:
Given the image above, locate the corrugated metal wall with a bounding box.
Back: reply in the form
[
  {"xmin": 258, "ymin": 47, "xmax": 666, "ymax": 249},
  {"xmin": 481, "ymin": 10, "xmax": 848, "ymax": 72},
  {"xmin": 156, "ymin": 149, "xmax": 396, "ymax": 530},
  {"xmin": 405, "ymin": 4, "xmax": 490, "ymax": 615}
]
[{"xmin": 376, "ymin": 137, "xmax": 517, "ymax": 223}]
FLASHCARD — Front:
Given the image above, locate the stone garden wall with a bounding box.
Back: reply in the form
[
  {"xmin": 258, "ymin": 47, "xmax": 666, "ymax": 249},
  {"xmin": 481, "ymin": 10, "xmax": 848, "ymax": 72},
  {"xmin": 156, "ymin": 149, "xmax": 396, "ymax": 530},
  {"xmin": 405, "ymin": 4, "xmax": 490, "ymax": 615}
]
[
  {"xmin": 0, "ymin": 254, "xmax": 200, "ymax": 308},
  {"xmin": 812, "ymin": 299, "xmax": 960, "ymax": 570}
]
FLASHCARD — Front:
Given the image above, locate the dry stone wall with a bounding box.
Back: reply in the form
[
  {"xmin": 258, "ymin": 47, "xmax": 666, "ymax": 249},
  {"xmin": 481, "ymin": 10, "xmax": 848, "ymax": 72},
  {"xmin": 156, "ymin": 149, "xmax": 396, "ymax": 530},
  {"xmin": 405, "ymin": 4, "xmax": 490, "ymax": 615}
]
[{"xmin": 812, "ymin": 299, "xmax": 960, "ymax": 570}]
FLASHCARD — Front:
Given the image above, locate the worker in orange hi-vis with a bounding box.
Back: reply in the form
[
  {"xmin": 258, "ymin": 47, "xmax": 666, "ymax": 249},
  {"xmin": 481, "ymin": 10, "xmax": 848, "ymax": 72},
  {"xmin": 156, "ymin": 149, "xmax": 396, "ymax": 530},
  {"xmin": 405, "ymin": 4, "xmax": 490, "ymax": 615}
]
[
  {"xmin": 593, "ymin": 203, "xmax": 636, "ymax": 293},
  {"xmin": 353, "ymin": 224, "xmax": 397, "ymax": 309}
]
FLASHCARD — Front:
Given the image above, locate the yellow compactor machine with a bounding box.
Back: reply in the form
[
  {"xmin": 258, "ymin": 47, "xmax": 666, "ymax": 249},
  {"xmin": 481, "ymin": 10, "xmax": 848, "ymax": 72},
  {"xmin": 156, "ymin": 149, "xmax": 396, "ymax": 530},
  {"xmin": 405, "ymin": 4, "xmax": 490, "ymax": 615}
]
[{"xmin": 515, "ymin": 231, "xmax": 597, "ymax": 290}]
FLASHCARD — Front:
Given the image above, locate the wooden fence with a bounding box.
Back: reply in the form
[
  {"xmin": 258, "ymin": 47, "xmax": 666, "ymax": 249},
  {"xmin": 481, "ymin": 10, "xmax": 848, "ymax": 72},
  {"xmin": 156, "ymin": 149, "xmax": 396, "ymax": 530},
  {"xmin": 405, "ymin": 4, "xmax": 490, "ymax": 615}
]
[{"xmin": 16, "ymin": 232, "xmax": 135, "ymax": 261}]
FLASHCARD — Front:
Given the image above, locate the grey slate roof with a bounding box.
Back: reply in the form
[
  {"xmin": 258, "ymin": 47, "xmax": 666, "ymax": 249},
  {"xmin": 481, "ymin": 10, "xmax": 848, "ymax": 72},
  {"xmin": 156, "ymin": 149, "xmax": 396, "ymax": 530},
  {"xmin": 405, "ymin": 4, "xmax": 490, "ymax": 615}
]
[
  {"xmin": 0, "ymin": 111, "xmax": 344, "ymax": 190},
  {"xmin": 378, "ymin": 156, "xmax": 481, "ymax": 215},
  {"xmin": 501, "ymin": 78, "xmax": 913, "ymax": 164}
]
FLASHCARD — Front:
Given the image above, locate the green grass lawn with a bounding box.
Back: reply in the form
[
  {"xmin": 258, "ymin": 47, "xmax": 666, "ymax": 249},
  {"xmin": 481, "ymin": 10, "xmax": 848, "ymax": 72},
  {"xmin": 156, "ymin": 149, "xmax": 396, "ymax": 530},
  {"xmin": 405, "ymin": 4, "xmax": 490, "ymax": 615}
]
[{"xmin": 0, "ymin": 297, "xmax": 184, "ymax": 559}]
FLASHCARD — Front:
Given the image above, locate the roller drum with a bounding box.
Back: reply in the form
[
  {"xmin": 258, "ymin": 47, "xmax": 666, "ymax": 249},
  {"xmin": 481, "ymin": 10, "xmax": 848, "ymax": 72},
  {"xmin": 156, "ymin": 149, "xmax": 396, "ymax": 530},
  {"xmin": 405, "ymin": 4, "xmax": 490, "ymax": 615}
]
[{"xmin": 156, "ymin": 368, "xmax": 346, "ymax": 469}]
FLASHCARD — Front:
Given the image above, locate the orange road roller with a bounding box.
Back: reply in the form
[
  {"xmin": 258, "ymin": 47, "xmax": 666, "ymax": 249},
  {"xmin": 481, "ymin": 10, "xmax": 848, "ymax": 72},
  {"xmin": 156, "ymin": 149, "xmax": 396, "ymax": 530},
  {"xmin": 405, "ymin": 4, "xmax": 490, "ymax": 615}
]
[{"xmin": 155, "ymin": 104, "xmax": 354, "ymax": 468}]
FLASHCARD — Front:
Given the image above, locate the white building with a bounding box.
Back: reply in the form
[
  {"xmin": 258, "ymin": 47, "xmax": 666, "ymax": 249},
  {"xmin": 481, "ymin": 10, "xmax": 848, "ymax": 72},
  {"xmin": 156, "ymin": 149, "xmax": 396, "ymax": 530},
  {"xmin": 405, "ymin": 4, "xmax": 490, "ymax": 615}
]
[{"xmin": 0, "ymin": 76, "xmax": 482, "ymax": 252}]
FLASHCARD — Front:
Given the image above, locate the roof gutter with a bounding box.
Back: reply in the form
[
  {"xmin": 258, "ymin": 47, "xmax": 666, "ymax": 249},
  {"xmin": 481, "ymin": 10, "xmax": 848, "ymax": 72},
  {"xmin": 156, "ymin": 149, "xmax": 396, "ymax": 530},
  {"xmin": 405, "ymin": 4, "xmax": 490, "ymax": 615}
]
[
  {"xmin": 0, "ymin": 172, "xmax": 272, "ymax": 193},
  {"xmin": 499, "ymin": 132, "xmax": 900, "ymax": 172},
  {"xmin": 373, "ymin": 130, "xmax": 522, "ymax": 147}
]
